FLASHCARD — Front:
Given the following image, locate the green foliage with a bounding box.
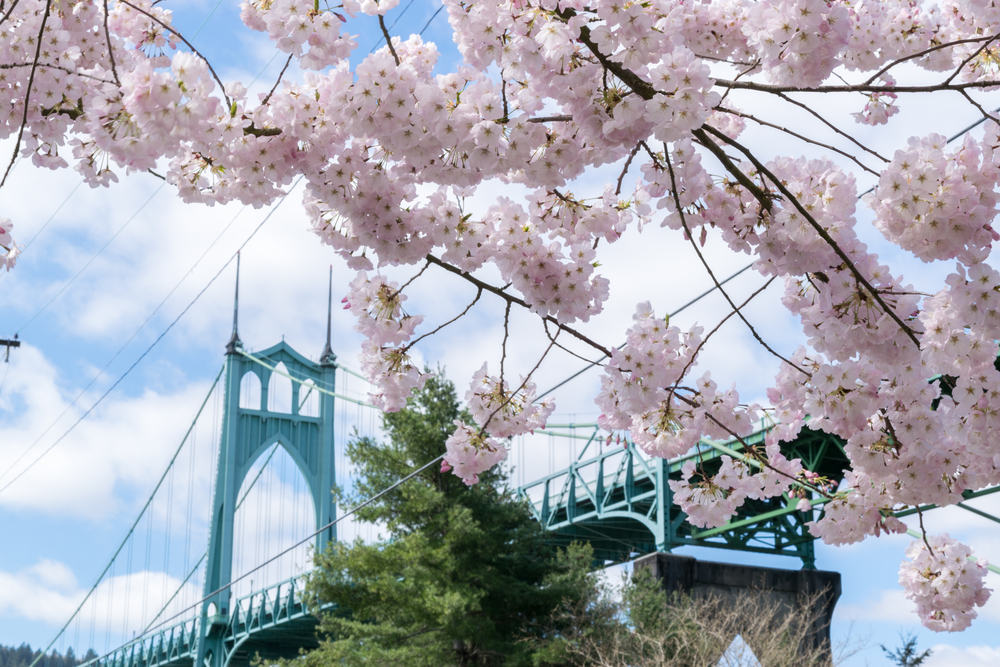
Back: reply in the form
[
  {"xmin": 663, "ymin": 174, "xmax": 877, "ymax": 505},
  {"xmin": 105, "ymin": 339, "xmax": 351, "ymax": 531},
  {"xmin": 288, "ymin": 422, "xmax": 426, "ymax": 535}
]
[
  {"xmin": 880, "ymin": 633, "xmax": 932, "ymax": 667},
  {"xmin": 0, "ymin": 645, "xmax": 96, "ymax": 667},
  {"xmin": 298, "ymin": 372, "xmax": 594, "ymax": 667}
]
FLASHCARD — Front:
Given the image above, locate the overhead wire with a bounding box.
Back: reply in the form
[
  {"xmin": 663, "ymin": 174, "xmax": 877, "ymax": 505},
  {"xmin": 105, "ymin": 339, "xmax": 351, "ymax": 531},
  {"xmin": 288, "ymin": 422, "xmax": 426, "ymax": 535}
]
[
  {"xmin": 0, "ymin": 194, "xmax": 250, "ymax": 486},
  {"xmin": 0, "ymin": 177, "xmax": 302, "ymax": 496},
  {"xmin": 80, "ymin": 452, "xmax": 445, "ymax": 667},
  {"xmin": 23, "ymin": 366, "xmax": 223, "ymax": 666},
  {"xmin": 15, "ymin": 182, "xmax": 166, "ymax": 336}
]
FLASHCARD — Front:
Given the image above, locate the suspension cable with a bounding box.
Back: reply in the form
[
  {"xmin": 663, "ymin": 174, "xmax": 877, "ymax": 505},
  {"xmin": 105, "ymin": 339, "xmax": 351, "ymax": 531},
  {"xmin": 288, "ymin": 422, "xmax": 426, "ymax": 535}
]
[{"xmin": 25, "ymin": 366, "xmax": 223, "ymax": 666}]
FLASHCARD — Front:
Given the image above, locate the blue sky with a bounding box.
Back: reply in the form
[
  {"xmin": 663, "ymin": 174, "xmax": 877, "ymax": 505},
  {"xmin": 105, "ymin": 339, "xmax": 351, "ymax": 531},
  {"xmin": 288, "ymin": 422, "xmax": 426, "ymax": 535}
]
[{"xmin": 1, "ymin": 1, "xmax": 999, "ymax": 665}]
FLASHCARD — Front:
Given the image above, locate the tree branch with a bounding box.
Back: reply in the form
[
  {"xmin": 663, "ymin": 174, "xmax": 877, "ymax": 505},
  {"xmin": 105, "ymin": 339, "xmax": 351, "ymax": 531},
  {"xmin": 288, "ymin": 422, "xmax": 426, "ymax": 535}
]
[{"xmin": 425, "ymin": 254, "xmax": 613, "ymax": 358}]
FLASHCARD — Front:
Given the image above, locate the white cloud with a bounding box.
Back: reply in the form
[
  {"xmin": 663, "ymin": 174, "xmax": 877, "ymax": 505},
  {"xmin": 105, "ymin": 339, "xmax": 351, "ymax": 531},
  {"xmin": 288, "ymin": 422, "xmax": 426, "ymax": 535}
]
[
  {"xmin": 925, "ymin": 644, "xmax": 1000, "ymax": 667},
  {"xmin": 838, "ymin": 588, "xmax": 916, "ymax": 624},
  {"xmin": 0, "ymin": 560, "xmax": 198, "ymax": 634}
]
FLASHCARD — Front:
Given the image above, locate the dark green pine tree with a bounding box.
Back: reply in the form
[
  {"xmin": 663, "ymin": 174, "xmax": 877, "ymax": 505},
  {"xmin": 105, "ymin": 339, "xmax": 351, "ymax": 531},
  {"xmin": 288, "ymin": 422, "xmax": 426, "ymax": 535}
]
[{"xmin": 299, "ymin": 371, "xmax": 594, "ymax": 667}]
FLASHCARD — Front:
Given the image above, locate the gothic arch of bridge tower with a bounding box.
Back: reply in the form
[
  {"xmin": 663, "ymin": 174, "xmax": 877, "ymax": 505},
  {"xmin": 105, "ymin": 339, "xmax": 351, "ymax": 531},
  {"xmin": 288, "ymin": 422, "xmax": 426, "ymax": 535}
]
[{"xmin": 196, "ymin": 257, "xmax": 339, "ymax": 667}]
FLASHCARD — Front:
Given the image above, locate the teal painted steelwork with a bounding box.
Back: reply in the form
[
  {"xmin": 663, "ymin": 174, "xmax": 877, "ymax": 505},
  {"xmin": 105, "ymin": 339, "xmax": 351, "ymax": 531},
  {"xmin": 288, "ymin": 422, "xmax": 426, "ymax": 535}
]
[
  {"xmin": 196, "ymin": 335, "xmax": 337, "ymax": 667},
  {"xmin": 84, "ymin": 573, "xmax": 328, "ymax": 667},
  {"xmin": 517, "ymin": 425, "xmax": 851, "ymax": 569}
]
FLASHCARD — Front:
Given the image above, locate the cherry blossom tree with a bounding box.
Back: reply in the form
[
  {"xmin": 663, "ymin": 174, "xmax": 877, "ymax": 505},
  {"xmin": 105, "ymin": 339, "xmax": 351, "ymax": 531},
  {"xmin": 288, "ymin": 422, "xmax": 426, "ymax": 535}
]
[{"xmin": 1, "ymin": 0, "xmax": 999, "ymax": 631}]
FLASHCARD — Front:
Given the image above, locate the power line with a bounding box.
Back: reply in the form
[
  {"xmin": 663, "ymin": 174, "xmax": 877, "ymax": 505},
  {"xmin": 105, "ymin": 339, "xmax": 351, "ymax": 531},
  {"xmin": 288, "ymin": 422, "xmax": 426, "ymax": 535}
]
[
  {"xmin": 535, "ymin": 262, "xmax": 755, "ymax": 401},
  {"xmin": 0, "ymin": 177, "xmax": 302, "ymax": 496},
  {"xmin": 0, "ymin": 201, "xmax": 251, "ymax": 486},
  {"xmin": 75, "ymin": 452, "xmax": 445, "ymax": 667},
  {"xmin": 419, "ymin": 5, "xmax": 445, "ymax": 36},
  {"xmin": 15, "ymin": 182, "xmax": 166, "ymax": 336}
]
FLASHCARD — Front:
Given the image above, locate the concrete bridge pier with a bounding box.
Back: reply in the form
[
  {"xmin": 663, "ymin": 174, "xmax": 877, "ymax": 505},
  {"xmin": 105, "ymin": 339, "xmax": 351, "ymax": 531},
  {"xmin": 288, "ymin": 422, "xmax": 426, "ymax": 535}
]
[{"xmin": 633, "ymin": 553, "xmax": 841, "ymax": 658}]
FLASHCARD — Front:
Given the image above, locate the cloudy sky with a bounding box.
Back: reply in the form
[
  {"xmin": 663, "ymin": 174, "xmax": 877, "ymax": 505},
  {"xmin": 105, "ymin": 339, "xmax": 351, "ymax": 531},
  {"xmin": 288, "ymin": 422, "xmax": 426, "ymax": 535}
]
[{"xmin": 1, "ymin": 1, "xmax": 1000, "ymax": 665}]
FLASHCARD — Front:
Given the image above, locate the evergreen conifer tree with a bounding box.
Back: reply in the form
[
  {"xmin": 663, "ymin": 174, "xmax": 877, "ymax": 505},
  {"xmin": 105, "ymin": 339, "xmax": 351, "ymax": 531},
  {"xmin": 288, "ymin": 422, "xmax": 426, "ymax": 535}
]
[{"xmin": 300, "ymin": 372, "xmax": 593, "ymax": 667}]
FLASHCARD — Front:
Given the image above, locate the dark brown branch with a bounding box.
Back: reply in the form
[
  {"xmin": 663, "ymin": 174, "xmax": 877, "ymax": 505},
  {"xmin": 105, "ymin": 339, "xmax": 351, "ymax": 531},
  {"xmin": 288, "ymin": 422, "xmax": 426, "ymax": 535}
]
[
  {"xmin": 500, "ymin": 300, "xmax": 512, "ymax": 389},
  {"xmin": 379, "ymin": 15, "xmax": 400, "ymax": 66},
  {"xmin": 663, "ymin": 148, "xmax": 809, "ymax": 376},
  {"xmin": 615, "ymin": 142, "xmax": 641, "ymax": 196},
  {"xmin": 0, "ymin": 0, "xmax": 52, "ymax": 190},
  {"xmin": 863, "ymin": 34, "xmax": 998, "ymax": 87},
  {"xmin": 425, "ymin": 254, "xmax": 613, "ymax": 358},
  {"xmin": 698, "ymin": 124, "xmax": 922, "ymax": 349},
  {"xmin": 944, "ymin": 32, "xmax": 1000, "ymax": 86},
  {"xmin": 0, "ymin": 0, "xmax": 21, "ymax": 26},
  {"xmin": 960, "ymin": 88, "xmax": 999, "ymax": 123},
  {"xmin": 261, "ymin": 54, "xmax": 294, "ymax": 107},
  {"xmin": 119, "ymin": 0, "xmax": 231, "ymax": 109},
  {"xmin": 718, "ymin": 106, "xmax": 880, "ymax": 176},
  {"xmin": 773, "ymin": 92, "xmax": 890, "ymax": 164},
  {"xmin": 102, "ymin": 0, "xmax": 119, "ymax": 84},
  {"xmin": 711, "ymin": 78, "xmax": 1000, "ymax": 94}
]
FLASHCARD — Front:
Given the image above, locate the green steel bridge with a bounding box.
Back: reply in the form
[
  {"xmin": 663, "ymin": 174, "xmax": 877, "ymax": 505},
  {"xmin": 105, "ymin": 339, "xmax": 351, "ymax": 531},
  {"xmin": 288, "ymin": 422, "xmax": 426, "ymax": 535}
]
[{"xmin": 69, "ymin": 274, "xmax": 1000, "ymax": 667}]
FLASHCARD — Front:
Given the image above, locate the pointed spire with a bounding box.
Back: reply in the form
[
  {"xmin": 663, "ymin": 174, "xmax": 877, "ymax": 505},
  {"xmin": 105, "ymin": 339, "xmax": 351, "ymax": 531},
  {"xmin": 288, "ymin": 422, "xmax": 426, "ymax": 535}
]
[
  {"xmin": 320, "ymin": 265, "xmax": 337, "ymax": 366},
  {"xmin": 226, "ymin": 253, "xmax": 242, "ymax": 354}
]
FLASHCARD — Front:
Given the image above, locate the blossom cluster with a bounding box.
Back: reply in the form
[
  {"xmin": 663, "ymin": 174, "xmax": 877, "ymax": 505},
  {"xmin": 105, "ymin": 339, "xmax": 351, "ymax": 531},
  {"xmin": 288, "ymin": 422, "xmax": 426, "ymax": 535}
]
[
  {"xmin": 6, "ymin": 0, "xmax": 1000, "ymax": 632},
  {"xmin": 441, "ymin": 421, "xmax": 507, "ymax": 486},
  {"xmin": 899, "ymin": 534, "xmax": 991, "ymax": 632},
  {"xmin": 466, "ymin": 363, "xmax": 554, "ymax": 439},
  {"xmin": 344, "ymin": 272, "xmax": 429, "ymax": 411}
]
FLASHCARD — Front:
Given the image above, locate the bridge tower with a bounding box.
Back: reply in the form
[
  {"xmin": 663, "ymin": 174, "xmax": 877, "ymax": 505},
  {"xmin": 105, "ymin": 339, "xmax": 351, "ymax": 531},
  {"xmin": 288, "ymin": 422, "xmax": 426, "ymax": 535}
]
[{"xmin": 196, "ymin": 260, "xmax": 339, "ymax": 667}]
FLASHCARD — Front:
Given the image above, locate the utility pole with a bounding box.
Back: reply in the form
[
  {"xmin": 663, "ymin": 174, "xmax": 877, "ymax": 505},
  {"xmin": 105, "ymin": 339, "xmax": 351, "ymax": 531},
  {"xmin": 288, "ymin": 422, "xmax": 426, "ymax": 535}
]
[{"xmin": 0, "ymin": 334, "xmax": 18, "ymax": 362}]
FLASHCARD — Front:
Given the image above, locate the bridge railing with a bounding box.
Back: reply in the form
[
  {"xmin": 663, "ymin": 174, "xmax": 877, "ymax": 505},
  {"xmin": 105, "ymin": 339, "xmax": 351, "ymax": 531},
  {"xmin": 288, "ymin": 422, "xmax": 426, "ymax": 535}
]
[
  {"xmin": 226, "ymin": 573, "xmax": 313, "ymax": 642},
  {"xmin": 80, "ymin": 617, "xmax": 200, "ymax": 667}
]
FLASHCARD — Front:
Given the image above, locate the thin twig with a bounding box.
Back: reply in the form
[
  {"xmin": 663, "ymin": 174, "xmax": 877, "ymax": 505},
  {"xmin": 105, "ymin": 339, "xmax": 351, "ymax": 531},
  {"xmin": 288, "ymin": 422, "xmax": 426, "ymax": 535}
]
[
  {"xmin": 102, "ymin": 0, "xmax": 119, "ymax": 84},
  {"xmin": 261, "ymin": 54, "xmax": 294, "ymax": 107},
  {"xmin": 615, "ymin": 143, "xmax": 641, "ymax": 196},
  {"xmin": 0, "ymin": 0, "xmax": 52, "ymax": 190},
  {"xmin": 500, "ymin": 301, "xmax": 512, "ymax": 389},
  {"xmin": 479, "ymin": 333, "xmax": 559, "ymax": 437},
  {"xmin": 673, "ymin": 277, "xmax": 778, "ymax": 393},
  {"xmin": 719, "ymin": 106, "xmax": 880, "ymax": 176},
  {"xmin": 379, "ymin": 15, "xmax": 400, "ymax": 66},
  {"xmin": 862, "ymin": 34, "xmax": 997, "ymax": 86},
  {"xmin": 917, "ymin": 507, "xmax": 936, "ymax": 557},
  {"xmin": 403, "ymin": 288, "xmax": 482, "ymax": 352},
  {"xmin": 0, "ymin": 0, "xmax": 21, "ymax": 26},
  {"xmin": 542, "ymin": 319, "xmax": 601, "ymax": 365},
  {"xmin": 959, "ymin": 88, "xmax": 999, "ymax": 123},
  {"xmin": 944, "ymin": 32, "xmax": 1000, "ymax": 86},
  {"xmin": 698, "ymin": 125, "xmax": 922, "ymax": 349},
  {"xmin": 773, "ymin": 92, "xmax": 890, "ymax": 164},
  {"xmin": 664, "ymin": 149, "xmax": 809, "ymax": 376},
  {"xmin": 425, "ymin": 254, "xmax": 613, "ymax": 358},
  {"xmin": 119, "ymin": 0, "xmax": 231, "ymax": 109}
]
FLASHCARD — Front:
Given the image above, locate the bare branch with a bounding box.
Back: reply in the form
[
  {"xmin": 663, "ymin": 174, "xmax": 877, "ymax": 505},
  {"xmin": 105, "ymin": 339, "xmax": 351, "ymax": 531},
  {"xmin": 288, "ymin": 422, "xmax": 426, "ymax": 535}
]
[
  {"xmin": 697, "ymin": 124, "xmax": 922, "ymax": 349},
  {"xmin": 772, "ymin": 92, "xmax": 890, "ymax": 164},
  {"xmin": 102, "ymin": 0, "xmax": 119, "ymax": 85},
  {"xmin": 0, "ymin": 0, "xmax": 53, "ymax": 190},
  {"xmin": 615, "ymin": 143, "xmax": 641, "ymax": 196},
  {"xmin": 719, "ymin": 106, "xmax": 880, "ymax": 176},
  {"xmin": 261, "ymin": 54, "xmax": 294, "ymax": 107},
  {"xmin": 379, "ymin": 15, "xmax": 400, "ymax": 66},
  {"xmin": 663, "ymin": 148, "xmax": 809, "ymax": 376},
  {"xmin": 119, "ymin": 0, "xmax": 231, "ymax": 109},
  {"xmin": 425, "ymin": 254, "xmax": 614, "ymax": 358}
]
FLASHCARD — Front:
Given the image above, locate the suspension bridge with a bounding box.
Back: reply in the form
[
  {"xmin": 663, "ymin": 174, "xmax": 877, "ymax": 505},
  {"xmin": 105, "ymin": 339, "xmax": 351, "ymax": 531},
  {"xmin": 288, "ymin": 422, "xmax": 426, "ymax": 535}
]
[{"xmin": 20, "ymin": 269, "xmax": 1000, "ymax": 667}]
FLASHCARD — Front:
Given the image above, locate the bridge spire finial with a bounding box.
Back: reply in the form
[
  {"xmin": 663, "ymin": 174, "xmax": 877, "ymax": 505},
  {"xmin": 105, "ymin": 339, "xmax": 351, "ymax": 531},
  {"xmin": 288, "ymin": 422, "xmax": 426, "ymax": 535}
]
[
  {"xmin": 320, "ymin": 265, "xmax": 336, "ymax": 365},
  {"xmin": 226, "ymin": 252, "xmax": 242, "ymax": 354}
]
